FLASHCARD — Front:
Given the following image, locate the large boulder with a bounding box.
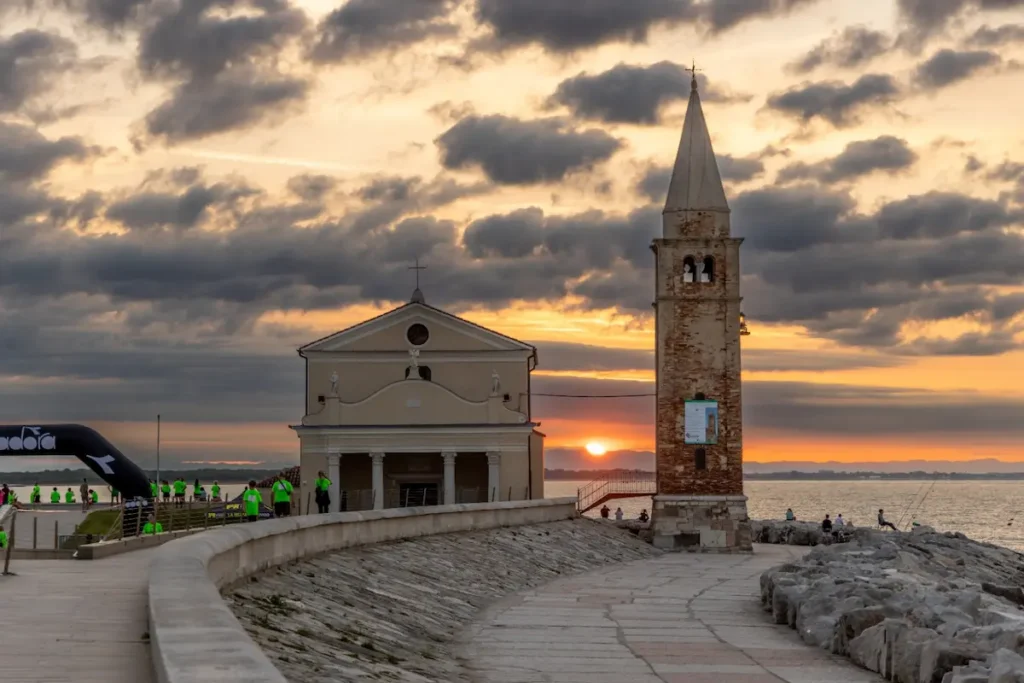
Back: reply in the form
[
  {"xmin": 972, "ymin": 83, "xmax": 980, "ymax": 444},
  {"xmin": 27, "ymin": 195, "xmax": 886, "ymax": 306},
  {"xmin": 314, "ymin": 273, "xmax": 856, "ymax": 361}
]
[{"xmin": 760, "ymin": 527, "xmax": 1024, "ymax": 683}]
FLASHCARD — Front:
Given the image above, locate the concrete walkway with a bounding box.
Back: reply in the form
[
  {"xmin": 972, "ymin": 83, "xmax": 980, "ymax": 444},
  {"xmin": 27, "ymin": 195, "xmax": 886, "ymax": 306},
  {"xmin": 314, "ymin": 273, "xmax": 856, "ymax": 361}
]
[
  {"xmin": 463, "ymin": 544, "xmax": 881, "ymax": 683},
  {"xmin": 0, "ymin": 550, "xmax": 155, "ymax": 683}
]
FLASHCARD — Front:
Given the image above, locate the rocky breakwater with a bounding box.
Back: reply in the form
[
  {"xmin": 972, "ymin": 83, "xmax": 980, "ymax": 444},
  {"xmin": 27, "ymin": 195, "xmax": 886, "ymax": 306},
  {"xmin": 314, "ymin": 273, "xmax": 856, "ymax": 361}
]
[
  {"xmin": 227, "ymin": 518, "xmax": 659, "ymax": 683},
  {"xmin": 760, "ymin": 526, "xmax": 1024, "ymax": 682},
  {"xmin": 752, "ymin": 519, "xmax": 840, "ymax": 546}
]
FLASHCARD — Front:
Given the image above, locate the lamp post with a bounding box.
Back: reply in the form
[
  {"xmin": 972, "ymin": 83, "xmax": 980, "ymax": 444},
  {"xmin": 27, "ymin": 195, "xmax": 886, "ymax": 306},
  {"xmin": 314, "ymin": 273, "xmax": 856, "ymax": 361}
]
[{"xmin": 740, "ymin": 312, "xmax": 751, "ymax": 336}]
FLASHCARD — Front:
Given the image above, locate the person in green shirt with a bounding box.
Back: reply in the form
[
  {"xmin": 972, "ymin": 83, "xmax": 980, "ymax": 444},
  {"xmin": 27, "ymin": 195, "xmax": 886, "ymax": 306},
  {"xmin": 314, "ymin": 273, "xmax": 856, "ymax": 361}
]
[
  {"xmin": 314, "ymin": 470, "xmax": 332, "ymax": 514},
  {"xmin": 0, "ymin": 527, "xmax": 7, "ymax": 548},
  {"xmin": 90, "ymin": 489, "xmax": 99, "ymax": 504},
  {"xmin": 161, "ymin": 480, "xmax": 171, "ymax": 504},
  {"xmin": 65, "ymin": 488, "xmax": 75, "ymax": 504},
  {"xmin": 211, "ymin": 481, "xmax": 221, "ymax": 500},
  {"xmin": 50, "ymin": 487, "xmax": 60, "ymax": 504},
  {"xmin": 272, "ymin": 475, "xmax": 294, "ymax": 518},
  {"xmin": 142, "ymin": 514, "xmax": 163, "ymax": 535},
  {"xmin": 173, "ymin": 478, "xmax": 186, "ymax": 507},
  {"xmin": 31, "ymin": 483, "xmax": 41, "ymax": 504},
  {"xmin": 243, "ymin": 480, "xmax": 262, "ymax": 522},
  {"xmin": 111, "ymin": 487, "xmax": 119, "ymax": 505},
  {"xmin": 149, "ymin": 480, "xmax": 158, "ymax": 499}
]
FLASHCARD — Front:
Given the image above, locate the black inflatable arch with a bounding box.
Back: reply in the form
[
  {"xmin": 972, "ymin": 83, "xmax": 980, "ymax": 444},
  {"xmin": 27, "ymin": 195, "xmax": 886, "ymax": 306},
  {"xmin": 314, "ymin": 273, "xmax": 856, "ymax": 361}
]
[{"xmin": 0, "ymin": 424, "xmax": 152, "ymax": 499}]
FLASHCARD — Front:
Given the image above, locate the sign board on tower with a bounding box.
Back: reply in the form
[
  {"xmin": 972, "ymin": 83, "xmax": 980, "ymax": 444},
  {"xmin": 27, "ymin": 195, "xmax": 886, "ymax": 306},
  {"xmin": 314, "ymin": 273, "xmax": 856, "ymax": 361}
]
[{"xmin": 682, "ymin": 400, "xmax": 719, "ymax": 445}]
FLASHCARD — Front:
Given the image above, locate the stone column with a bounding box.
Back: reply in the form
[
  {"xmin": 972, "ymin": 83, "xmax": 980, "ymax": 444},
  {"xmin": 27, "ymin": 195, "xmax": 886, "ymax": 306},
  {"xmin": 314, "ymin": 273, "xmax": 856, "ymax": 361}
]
[
  {"xmin": 487, "ymin": 451, "xmax": 501, "ymax": 502},
  {"xmin": 328, "ymin": 454, "xmax": 342, "ymax": 513},
  {"xmin": 370, "ymin": 451, "xmax": 385, "ymax": 510},
  {"xmin": 442, "ymin": 452, "xmax": 457, "ymax": 505}
]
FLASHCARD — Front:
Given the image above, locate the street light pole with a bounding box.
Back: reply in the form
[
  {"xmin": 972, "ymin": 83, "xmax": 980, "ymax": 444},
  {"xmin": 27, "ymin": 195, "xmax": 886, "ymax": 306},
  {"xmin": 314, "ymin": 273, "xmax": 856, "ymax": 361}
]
[{"xmin": 156, "ymin": 414, "xmax": 161, "ymax": 493}]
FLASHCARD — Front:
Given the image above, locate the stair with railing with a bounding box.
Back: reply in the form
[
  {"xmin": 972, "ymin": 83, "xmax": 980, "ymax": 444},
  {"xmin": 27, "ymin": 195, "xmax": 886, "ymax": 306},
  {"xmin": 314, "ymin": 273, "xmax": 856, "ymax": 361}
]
[{"xmin": 576, "ymin": 471, "xmax": 656, "ymax": 513}]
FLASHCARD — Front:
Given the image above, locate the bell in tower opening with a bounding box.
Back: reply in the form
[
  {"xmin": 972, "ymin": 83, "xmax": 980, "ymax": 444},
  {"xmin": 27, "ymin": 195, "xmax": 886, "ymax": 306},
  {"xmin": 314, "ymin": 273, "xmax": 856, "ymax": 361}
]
[{"xmin": 650, "ymin": 67, "xmax": 752, "ymax": 551}]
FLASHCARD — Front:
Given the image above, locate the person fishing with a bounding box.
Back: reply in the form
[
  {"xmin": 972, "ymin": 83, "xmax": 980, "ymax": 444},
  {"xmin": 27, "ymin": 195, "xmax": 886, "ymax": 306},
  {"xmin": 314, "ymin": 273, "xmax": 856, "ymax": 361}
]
[
  {"xmin": 31, "ymin": 483, "xmax": 41, "ymax": 504},
  {"xmin": 878, "ymin": 508, "xmax": 899, "ymax": 532},
  {"xmin": 50, "ymin": 487, "xmax": 60, "ymax": 504}
]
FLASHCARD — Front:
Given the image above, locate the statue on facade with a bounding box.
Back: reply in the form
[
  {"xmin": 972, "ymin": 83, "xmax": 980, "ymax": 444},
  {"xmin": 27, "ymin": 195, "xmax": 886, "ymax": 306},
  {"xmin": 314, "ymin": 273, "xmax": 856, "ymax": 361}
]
[
  {"xmin": 491, "ymin": 369, "xmax": 501, "ymax": 396},
  {"xmin": 409, "ymin": 348, "xmax": 420, "ymax": 374},
  {"xmin": 329, "ymin": 371, "xmax": 339, "ymax": 395},
  {"xmin": 682, "ymin": 262, "xmax": 694, "ymax": 283}
]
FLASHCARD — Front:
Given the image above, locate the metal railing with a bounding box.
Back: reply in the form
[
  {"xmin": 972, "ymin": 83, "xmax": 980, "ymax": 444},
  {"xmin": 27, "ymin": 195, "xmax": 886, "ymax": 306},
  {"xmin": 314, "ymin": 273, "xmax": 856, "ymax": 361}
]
[{"xmin": 576, "ymin": 470, "xmax": 656, "ymax": 513}]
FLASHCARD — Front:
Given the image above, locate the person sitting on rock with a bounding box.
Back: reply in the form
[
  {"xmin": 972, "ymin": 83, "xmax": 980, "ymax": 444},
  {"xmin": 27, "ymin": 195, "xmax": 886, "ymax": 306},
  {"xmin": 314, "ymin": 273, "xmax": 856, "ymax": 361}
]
[
  {"xmin": 834, "ymin": 514, "xmax": 844, "ymax": 528},
  {"xmin": 614, "ymin": 507, "xmax": 624, "ymax": 521},
  {"xmin": 878, "ymin": 509, "xmax": 898, "ymax": 532},
  {"xmin": 599, "ymin": 505, "xmax": 610, "ymax": 519},
  {"xmin": 785, "ymin": 508, "xmax": 796, "ymax": 521},
  {"xmin": 821, "ymin": 514, "xmax": 832, "ymax": 534},
  {"xmin": 638, "ymin": 509, "xmax": 649, "ymax": 523}
]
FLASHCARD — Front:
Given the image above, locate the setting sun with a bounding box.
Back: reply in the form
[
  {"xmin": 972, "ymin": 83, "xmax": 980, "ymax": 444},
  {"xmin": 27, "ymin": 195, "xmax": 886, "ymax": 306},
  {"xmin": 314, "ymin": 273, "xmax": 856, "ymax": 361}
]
[{"xmin": 585, "ymin": 442, "xmax": 607, "ymax": 457}]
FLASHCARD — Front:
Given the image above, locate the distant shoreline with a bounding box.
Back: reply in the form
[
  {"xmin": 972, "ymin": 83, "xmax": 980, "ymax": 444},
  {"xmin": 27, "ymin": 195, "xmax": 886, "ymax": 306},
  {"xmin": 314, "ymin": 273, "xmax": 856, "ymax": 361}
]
[
  {"xmin": 544, "ymin": 469, "xmax": 1024, "ymax": 481},
  {"xmin": 4, "ymin": 467, "xmax": 1024, "ymax": 487}
]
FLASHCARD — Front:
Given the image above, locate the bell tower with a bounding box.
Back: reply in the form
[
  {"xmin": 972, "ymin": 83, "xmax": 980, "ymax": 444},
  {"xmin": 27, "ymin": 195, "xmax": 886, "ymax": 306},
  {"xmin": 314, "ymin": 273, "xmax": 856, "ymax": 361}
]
[{"xmin": 650, "ymin": 68, "xmax": 752, "ymax": 551}]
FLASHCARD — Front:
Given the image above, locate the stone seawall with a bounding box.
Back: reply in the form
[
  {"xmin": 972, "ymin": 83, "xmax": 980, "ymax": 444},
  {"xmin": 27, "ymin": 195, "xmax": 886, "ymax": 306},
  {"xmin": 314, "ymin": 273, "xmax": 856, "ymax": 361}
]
[
  {"xmin": 760, "ymin": 526, "xmax": 1024, "ymax": 683},
  {"xmin": 226, "ymin": 519, "xmax": 659, "ymax": 682}
]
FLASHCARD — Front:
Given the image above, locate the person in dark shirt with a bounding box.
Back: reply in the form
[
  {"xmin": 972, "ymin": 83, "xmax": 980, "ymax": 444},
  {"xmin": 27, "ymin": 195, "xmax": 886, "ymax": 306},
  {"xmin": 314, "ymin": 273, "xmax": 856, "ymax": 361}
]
[{"xmin": 821, "ymin": 514, "xmax": 833, "ymax": 534}]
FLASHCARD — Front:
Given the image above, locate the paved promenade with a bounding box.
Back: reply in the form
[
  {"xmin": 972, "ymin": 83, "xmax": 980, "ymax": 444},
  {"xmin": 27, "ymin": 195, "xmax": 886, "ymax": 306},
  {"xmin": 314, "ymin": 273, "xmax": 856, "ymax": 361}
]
[
  {"xmin": 0, "ymin": 551, "xmax": 154, "ymax": 683},
  {"xmin": 463, "ymin": 544, "xmax": 882, "ymax": 683}
]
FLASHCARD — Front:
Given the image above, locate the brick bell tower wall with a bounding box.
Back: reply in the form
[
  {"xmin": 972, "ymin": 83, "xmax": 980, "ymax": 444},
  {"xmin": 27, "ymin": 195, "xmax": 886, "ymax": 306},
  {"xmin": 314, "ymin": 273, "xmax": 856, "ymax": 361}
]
[{"xmin": 652, "ymin": 208, "xmax": 752, "ymax": 552}]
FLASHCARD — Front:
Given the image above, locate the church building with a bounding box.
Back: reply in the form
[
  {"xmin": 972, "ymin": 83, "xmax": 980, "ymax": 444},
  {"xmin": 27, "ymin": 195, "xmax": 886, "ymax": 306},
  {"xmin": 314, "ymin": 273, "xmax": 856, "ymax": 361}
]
[
  {"xmin": 650, "ymin": 70, "xmax": 753, "ymax": 550},
  {"xmin": 291, "ymin": 287, "xmax": 545, "ymax": 512}
]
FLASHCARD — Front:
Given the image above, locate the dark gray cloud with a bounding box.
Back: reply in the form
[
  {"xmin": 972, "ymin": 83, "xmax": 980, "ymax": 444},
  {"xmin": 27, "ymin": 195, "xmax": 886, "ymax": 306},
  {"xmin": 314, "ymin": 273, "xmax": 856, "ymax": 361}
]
[
  {"xmin": 548, "ymin": 62, "xmax": 748, "ymax": 125},
  {"xmin": 472, "ymin": 0, "xmax": 826, "ymax": 54},
  {"xmin": 913, "ymin": 48, "xmax": 1001, "ymax": 89},
  {"xmin": 717, "ymin": 154, "xmax": 766, "ymax": 183},
  {"xmin": 637, "ymin": 154, "xmax": 763, "ymax": 202},
  {"xmin": 105, "ymin": 181, "xmax": 257, "ymax": 230},
  {"xmin": 138, "ymin": 0, "xmax": 306, "ymax": 82},
  {"xmin": 777, "ymin": 136, "xmax": 917, "ymax": 185},
  {"xmin": 875, "ymin": 192, "xmax": 1017, "ymax": 239},
  {"xmin": 0, "ymin": 122, "xmax": 97, "ymax": 182},
  {"xmin": 764, "ymin": 74, "xmax": 901, "ymax": 126},
  {"xmin": 0, "ymin": 29, "xmax": 78, "ymax": 114},
  {"xmin": 787, "ymin": 25, "xmax": 891, "ymax": 73},
  {"xmin": 310, "ymin": 0, "xmax": 457, "ymax": 63},
  {"xmin": 67, "ymin": 0, "xmax": 153, "ymax": 27},
  {"xmin": 731, "ymin": 184, "xmax": 861, "ymax": 252},
  {"xmin": 287, "ymin": 174, "xmax": 336, "ymax": 201},
  {"xmin": 436, "ymin": 115, "xmax": 622, "ymax": 185},
  {"xmin": 700, "ymin": 0, "xmax": 822, "ymax": 32},
  {"xmin": 462, "ymin": 205, "xmax": 658, "ymax": 271},
  {"xmin": 530, "ymin": 375, "xmax": 1024, "ymax": 439},
  {"xmin": 473, "ymin": 0, "xmax": 694, "ymax": 53},
  {"xmin": 126, "ymin": 0, "xmax": 311, "ymax": 143},
  {"xmin": 896, "ymin": 0, "xmax": 1024, "ymax": 48},
  {"xmin": 143, "ymin": 68, "xmax": 310, "ymax": 143},
  {"xmin": 966, "ymin": 23, "xmax": 1024, "ymax": 47}
]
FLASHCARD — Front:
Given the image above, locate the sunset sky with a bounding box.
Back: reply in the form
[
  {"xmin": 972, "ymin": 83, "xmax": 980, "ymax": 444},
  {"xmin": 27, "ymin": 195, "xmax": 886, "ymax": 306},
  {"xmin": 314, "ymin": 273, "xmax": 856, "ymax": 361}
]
[{"xmin": 1, "ymin": 0, "xmax": 1023, "ymax": 471}]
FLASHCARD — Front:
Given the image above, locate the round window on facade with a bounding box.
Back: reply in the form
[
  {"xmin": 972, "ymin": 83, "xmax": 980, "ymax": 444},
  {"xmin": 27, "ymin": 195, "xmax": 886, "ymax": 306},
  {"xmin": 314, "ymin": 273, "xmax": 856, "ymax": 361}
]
[{"xmin": 407, "ymin": 323, "xmax": 429, "ymax": 346}]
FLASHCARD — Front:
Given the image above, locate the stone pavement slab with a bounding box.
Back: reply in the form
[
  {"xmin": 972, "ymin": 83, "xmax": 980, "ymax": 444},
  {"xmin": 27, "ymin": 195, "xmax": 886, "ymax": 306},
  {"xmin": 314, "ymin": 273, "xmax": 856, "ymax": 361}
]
[
  {"xmin": 462, "ymin": 544, "xmax": 882, "ymax": 683},
  {"xmin": 0, "ymin": 550, "xmax": 155, "ymax": 683}
]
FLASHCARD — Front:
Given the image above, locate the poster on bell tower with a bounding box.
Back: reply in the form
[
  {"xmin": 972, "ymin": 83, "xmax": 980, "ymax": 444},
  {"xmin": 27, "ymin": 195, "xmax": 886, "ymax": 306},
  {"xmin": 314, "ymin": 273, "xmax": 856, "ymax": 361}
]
[{"xmin": 682, "ymin": 400, "xmax": 719, "ymax": 445}]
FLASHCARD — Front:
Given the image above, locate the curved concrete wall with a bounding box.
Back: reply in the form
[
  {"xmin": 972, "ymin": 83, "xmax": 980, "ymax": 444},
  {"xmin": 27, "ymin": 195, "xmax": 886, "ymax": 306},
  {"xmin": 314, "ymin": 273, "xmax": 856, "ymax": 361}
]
[{"xmin": 148, "ymin": 498, "xmax": 577, "ymax": 683}]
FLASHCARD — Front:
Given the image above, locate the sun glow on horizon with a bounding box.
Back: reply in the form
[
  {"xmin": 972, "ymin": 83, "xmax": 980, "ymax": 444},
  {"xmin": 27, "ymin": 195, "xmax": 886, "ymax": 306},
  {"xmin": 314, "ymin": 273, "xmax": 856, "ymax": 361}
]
[{"xmin": 585, "ymin": 442, "xmax": 608, "ymax": 456}]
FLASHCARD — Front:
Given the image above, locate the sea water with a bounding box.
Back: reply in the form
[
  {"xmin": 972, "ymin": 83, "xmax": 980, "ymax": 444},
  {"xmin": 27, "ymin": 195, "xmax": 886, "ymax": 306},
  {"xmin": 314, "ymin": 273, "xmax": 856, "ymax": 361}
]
[{"xmin": 546, "ymin": 479, "xmax": 1024, "ymax": 552}]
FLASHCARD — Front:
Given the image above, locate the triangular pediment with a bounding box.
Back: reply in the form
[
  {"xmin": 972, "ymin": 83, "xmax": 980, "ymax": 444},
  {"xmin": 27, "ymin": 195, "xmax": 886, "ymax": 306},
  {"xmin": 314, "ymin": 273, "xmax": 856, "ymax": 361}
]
[{"xmin": 299, "ymin": 303, "xmax": 535, "ymax": 354}]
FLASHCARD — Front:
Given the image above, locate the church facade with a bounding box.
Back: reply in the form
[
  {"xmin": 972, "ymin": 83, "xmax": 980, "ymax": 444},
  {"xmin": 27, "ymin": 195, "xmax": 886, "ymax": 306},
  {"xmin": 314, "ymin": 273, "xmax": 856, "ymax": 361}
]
[
  {"xmin": 650, "ymin": 71, "xmax": 752, "ymax": 551},
  {"xmin": 291, "ymin": 290, "xmax": 545, "ymax": 512}
]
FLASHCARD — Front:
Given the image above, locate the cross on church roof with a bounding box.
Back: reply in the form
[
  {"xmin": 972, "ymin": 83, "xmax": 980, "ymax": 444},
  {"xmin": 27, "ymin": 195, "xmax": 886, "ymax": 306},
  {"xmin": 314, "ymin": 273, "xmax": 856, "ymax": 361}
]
[
  {"xmin": 685, "ymin": 60, "xmax": 702, "ymax": 91},
  {"xmin": 408, "ymin": 258, "xmax": 427, "ymax": 303}
]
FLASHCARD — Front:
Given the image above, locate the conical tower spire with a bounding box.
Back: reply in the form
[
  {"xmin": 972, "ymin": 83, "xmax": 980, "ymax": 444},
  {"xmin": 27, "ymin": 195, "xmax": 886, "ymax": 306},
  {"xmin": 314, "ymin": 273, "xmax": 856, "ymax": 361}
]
[{"xmin": 663, "ymin": 66, "xmax": 729, "ymax": 213}]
